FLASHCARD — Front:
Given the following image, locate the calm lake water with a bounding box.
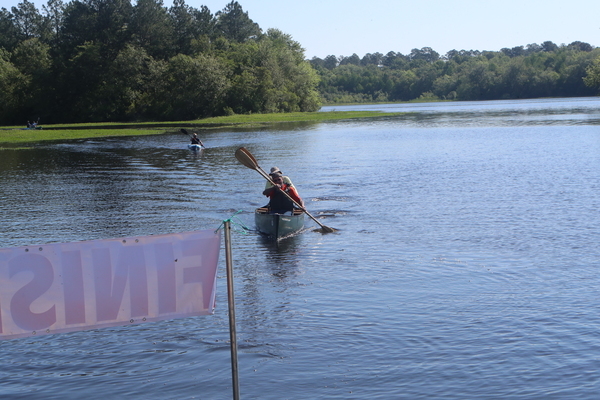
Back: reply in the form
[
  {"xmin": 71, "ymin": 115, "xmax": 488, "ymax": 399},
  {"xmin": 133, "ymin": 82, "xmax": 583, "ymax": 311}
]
[{"xmin": 1, "ymin": 97, "xmax": 600, "ymax": 399}]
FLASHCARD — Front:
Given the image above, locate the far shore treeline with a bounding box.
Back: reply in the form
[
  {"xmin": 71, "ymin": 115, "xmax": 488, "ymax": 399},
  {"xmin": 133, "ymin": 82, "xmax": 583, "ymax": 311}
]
[
  {"xmin": 0, "ymin": 0, "xmax": 321, "ymax": 125},
  {"xmin": 312, "ymin": 44, "xmax": 600, "ymax": 104},
  {"xmin": 1, "ymin": 0, "xmax": 600, "ymax": 126}
]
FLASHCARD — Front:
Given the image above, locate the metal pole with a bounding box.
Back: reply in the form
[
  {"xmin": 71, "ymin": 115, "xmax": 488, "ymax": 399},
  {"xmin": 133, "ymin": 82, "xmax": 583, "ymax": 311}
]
[{"xmin": 224, "ymin": 220, "xmax": 240, "ymax": 400}]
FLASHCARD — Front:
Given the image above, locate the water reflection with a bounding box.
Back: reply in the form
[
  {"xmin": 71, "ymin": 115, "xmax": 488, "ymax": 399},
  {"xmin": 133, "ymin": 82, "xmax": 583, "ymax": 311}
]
[
  {"xmin": 321, "ymin": 96, "xmax": 600, "ymax": 127},
  {"xmin": 2, "ymin": 98, "xmax": 600, "ymax": 399},
  {"xmin": 258, "ymin": 234, "xmax": 297, "ymax": 251}
]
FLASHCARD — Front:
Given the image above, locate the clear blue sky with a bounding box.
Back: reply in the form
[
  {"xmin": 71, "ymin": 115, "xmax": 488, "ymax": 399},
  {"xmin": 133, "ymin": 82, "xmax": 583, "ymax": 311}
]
[{"xmin": 2, "ymin": 0, "xmax": 599, "ymax": 59}]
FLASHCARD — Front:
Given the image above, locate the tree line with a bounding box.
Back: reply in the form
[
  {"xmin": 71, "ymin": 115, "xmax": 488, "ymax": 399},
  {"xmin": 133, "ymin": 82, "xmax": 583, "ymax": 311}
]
[
  {"xmin": 310, "ymin": 43, "xmax": 600, "ymax": 103},
  {"xmin": 2, "ymin": 0, "xmax": 600, "ymax": 126},
  {"xmin": 0, "ymin": 0, "xmax": 321, "ymax": 124}
]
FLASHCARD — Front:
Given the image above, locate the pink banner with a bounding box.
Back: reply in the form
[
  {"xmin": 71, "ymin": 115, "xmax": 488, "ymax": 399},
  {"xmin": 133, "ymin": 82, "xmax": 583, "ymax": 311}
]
[{"xmin": 0, "ymin": 230, "xmax": 221, "ymax": 340}]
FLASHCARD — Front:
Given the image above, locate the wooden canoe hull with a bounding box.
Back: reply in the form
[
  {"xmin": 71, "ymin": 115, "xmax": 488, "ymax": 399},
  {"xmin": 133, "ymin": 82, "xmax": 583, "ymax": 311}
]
[{"xmin": 255, "ymin": 208, "xmax": 304, "ymax": 239}]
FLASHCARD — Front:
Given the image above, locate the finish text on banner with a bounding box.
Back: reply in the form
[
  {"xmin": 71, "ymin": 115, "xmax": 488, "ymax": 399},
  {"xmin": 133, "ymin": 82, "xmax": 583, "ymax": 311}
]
[{"xmin": 0, "ymin": 230, "xmax": 221, "ymax": 340}]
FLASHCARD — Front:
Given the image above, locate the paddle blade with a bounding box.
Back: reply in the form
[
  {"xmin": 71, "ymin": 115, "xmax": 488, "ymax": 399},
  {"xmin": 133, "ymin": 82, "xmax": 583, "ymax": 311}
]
[
  {"xmin": 180, "ymin": 128, "xmax": 189, "ymax": 135},
  {"xmin": 235, "ymin": 147, "xmax": 259, "ymax": 170},
  {"xmin": 314, "ymin": 226, "xmax": 336, "ymax": 233},
  {"xmin": 239, "ymin": 147, "xmax": 259, "ymax": 165}
]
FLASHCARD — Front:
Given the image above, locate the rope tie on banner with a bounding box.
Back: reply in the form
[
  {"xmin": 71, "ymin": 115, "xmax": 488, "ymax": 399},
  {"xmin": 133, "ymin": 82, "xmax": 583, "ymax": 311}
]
[{"xmin": 215, "ymin": 210, "xmax": 250, "ymax": 234}]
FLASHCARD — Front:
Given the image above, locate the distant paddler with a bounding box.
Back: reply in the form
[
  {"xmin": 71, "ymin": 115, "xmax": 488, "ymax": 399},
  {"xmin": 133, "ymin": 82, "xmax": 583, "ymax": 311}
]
[
  {"xmin": 180, "ymin": 128, "xmax": 206, "ymax": 148},
  {"xmin": 190, "ymin": 133, "xmax": 205, "ymax": 148}
]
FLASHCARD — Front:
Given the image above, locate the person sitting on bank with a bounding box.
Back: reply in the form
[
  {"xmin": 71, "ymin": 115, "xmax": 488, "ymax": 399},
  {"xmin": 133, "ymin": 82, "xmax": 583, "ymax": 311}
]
[
  {"xmin": 190, "ymin": 133, "xmax": 204, "ymax": 147},
  {"xmin": 264, "ymin": 167, "xmax": 293, "ymax": 189},
  {"xmin": 262, "ymin": 172, "xmax": 304, "ymax": 214}
]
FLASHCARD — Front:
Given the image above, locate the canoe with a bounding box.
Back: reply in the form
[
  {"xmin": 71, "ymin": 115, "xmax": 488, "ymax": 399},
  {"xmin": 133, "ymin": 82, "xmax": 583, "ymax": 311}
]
[
  {"xmin": 255, "ymin": 207, "xmax": 304, "ymax": 239},
  {"xmin": 188, "ymin": 144, "xmax": 203, "ymax": 152}
]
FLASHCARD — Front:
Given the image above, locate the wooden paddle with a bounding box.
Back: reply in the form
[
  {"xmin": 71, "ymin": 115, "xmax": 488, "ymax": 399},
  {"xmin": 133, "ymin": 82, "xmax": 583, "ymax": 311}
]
[
  {"xmin": 180, "ymin": 129, "xmax": 206, "ymax": 148},
  {"xmin": 235, "ymin": 147, "xmax": 336, "ymax": 233}
]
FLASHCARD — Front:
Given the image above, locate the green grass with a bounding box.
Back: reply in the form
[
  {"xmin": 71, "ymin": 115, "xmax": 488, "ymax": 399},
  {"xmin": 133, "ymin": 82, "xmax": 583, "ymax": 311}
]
[
  {"xmin": 194, "ymin": 110, "xmax": 402, "ymax": 124},
  {"xmin": 0, "ymin": 110, "xmax": 404, "ymax": 146},
  {"xmin": 0, "ymin": 127, "xmax": 167, "ymax": 146}
]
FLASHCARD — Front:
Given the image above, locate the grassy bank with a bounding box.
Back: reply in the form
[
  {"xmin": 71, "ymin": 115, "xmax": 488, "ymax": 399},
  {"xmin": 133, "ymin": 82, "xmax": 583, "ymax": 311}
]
[{"xmin": 0, "ymin": 111, "xmax": 404, "ymax": 146}]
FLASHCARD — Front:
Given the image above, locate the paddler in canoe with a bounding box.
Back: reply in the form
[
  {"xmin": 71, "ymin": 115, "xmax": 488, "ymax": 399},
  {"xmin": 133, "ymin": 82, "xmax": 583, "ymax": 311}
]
[
  {"xmin": 234, "ymin": 146, "xmax": 336, "ymax": 233},
  {"xmin": 262, "ymin": 170, "xmax": 304, "ymax": 214},
  {"xmin": 264, "ymin": 166, "xmax": 293, "ymax": 189}
]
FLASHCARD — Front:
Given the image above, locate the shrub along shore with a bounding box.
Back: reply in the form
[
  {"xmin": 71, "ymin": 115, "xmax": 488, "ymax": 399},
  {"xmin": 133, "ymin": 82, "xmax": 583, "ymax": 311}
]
[{"xmin": 0, "ymin": 111, "xmax": 404, "ymax": 147}]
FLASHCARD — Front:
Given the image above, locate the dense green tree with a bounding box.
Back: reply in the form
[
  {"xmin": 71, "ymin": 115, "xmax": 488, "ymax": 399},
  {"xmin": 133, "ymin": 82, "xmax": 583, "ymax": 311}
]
[
  {"xmin": 556, "ymin": 48, "xmax": 599, "ymax": 96},
  {"xmin": 389, "ymin": 69, "xmax": 418, "ymax": 101},
  {"xmin": 152, "ymin": 53, "xmax": 229, "ymax": 120},
  {"xmin": 541, "ymin": 41, "xmax": 558, "ymax": 52},
  {"xmin": 57, "ymin": 41, "xmax": 106, "ymax": 121},
  {"xmin": 169, "ymin": 0, "xmax": 194, "ymax": 55},
  {"xmin": 9, "ymin": 38, "xmax": 52, "ymax": 118},
  {"xmin": 186, "ymin": 6, "xmax": 215, "ymax": 54},
  {"xmin": 444, "ymin": 50, "xmax": 464, "ymax": 63},
  {"xmin": 501, "ymin": 57, "xmax": 537, "ymax": 98},
  {"xmin": 0, "ymin": 8, "xmax": 19, "ymax": 50},
  {"xmin": 42, "ymin": 0, "xmax": 65, "ymax": 47},
  {"xmin": 0, "ymin": 49, "xmax": 29, "ymax": 123},
  {"xmin": 323, "ymin": 54, "xmax": 338, "ymax": 69},
  {"xmin": 0, "ymin": 0, "xmax": 320, "ymax": 123},
  {"xmin": 11, "ymin": 0, "xmax": 42, "ymax": 40},
  {"xmin": 215, "ymin": 1, "xmax": 260, "ymax": 43},
  {"xmin": 11, "ymin": 37, "xmax": 51, "ymax": 76},
  {"xmin": 501, "ymin": 46, "xmax": 525, "ymax": 58},
  {"xmin": 93, "ymin": 0, "xmax": 133, "ymax": 57},
  {"xmin": 59, "ymin": 0, "xmax": 99, "ymax": 58},
  {"xmin": 0, "ymin": 0, "xmax": 599, "ymax": 123},
  {"xmin": 130, "ymin": 0, "xmax": 173, "ymax": 59},
  {"xmin": 411, "ymin": 62, "xmax": 443, "ymax": 97},
  {"xmin": 525, "ymin": 43, "xmax": 542, "ymax": 54},
  {"xmin": 225, "ymin": 28, "xmax": 320, "ymax": 113},
  {"xmin": 95, "ymin": 44, "xmax": 162, "ymax": 120},
  {"xmin": 191, "ymin": 5, "xmax": 215, "ymax": 38},
  {"xmin": 409, "ymin": 47, "xmax": 439, "ymax": 63},
  {"xmin": 583, "ymin": 57, "xmax": 600, "ymax": 92},
  {"xmin": 0, "ymin": 49, "xmax": 27, "ymax": 117},
  {"xmin": 432, "ymin": 74, "xmax": 458, "ymax": 99},
  {"xmin": 308, "ymin": 56, "xmax": 325, "ymax": 69},
  {"xmin": 339, "ymin": 53, "xmax": 360, "ymax": 66},
  {"xmin": 317, "ymin": 43, "xmax": 600, "ymax": 104},
  {"xmin": 256, "ymin": 29, "xmax": 319, "ymax": 112},
  {"xmin": 382, "ymin": 51, "xmax": 408, "ymax": 69},
  {"xmin": 361, "ymin": 52, "xmax": 383, "ymax": 66},
  {"xmin": 568, "ymin": 41, "xmax": 593, "ymax": 52}
]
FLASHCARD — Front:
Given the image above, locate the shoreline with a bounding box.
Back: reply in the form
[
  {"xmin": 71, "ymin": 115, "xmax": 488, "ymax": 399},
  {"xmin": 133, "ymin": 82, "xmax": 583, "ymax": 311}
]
[{"xmin": 0, "ymin": 110, "xmax": 405, "ymax": 147}]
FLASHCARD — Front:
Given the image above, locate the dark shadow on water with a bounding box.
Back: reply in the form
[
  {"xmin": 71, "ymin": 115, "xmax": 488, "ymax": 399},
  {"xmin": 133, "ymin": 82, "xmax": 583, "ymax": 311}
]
[
  {"xmin": 257, "ymin": 234, "xmax": 304, "ymax": 281},
  {"xmin": 257, "ymin": 233, "xmax": 302, "ymax": 254}
]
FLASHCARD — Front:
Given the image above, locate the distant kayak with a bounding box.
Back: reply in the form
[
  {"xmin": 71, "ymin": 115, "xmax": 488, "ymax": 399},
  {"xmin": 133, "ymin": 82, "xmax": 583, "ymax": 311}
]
[
  {"xmin": 188, "ymin": 144, "xmax": 203, "ymax": 152},
  {"xmin": 22, "ymin": 126, "xmax": 42, "ymax": 130}
]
